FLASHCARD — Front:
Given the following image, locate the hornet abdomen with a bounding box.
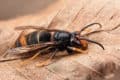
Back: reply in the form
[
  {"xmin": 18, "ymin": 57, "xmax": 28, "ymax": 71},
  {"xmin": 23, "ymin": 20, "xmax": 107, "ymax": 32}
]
[{"xmin": 15, "ymin": 30, "xmax": 51, "ymax": 47}]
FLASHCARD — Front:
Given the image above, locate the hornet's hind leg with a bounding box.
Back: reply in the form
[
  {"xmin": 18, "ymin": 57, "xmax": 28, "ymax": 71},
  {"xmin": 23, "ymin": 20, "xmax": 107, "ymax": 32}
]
[
  {"xmin": 20, "ymin": 52, "xmax": 40, "ymax": 66},
  {"xmin": 36, "ymin": 49, "xmax": 58, "ymax": 67},
  {"xmin": 20, "ymin": 47, "xmax": 51, "ymax": 66}
]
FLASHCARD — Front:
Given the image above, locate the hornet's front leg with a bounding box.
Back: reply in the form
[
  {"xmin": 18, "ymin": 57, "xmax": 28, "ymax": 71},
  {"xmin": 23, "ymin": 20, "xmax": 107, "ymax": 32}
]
[{"xmin": 67, "ymin": 46, "xmax": 88, "ymax": 54}]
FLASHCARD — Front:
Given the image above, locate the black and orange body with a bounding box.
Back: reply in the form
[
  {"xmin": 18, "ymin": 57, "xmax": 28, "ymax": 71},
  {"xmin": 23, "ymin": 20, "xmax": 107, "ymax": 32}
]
[
  {"xmin": 15, "ymin": 30, "xmax": 51, "ymax": 47},
  {"xmin": 1, "ymin": 9, "xmax": 119, "ymax": 66},
  {"xmin": 14, "ymin": 28, "xmax": 103, "ymax": 56},
  {"xmin": 1, "ymin": 23, "xmax": 107, "ymax": 66}
]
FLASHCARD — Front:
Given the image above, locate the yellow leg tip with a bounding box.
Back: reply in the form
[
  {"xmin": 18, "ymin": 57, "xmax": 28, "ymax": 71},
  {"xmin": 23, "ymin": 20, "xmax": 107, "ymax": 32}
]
[{"xmin": 36, "ymin": 59, "xmax": 52, "ymax": 67}]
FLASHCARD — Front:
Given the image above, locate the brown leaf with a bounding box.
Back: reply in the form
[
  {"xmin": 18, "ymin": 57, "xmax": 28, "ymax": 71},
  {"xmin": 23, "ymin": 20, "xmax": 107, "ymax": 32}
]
[{"xmin": 0, "ymin": 0, "xmax": 120, "ymax": 80}]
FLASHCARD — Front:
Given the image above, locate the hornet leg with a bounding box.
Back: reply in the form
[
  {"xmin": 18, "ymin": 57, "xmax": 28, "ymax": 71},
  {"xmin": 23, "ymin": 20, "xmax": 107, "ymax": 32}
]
[
  {"xmin": 20, "ymin": 47, "xmax": 51, "ymax": 66},
  {"xmin": 20, "ymin": 52, "xmax": 40, "ymax": 66},
  {"xmin": 67, "ymin": 46, "xmax": 87, "ymax": 54},
  {"xmin": 36, "ymin": 49, "xmax": 58, "ymax": 67}
]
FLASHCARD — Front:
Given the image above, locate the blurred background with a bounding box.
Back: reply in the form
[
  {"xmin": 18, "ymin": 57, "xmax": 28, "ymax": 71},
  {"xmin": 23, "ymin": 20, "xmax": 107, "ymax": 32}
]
[{"xmin": 0, "ymin": 0, "xmax": 58, "ymax": 20}]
